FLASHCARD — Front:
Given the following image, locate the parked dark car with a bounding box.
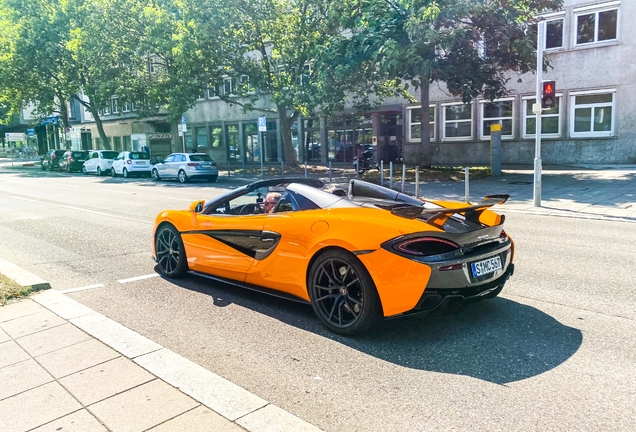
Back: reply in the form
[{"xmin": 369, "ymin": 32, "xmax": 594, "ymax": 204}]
[
  {"xmin": 59, "ymin": 150, "xmax": 89, "ymax": 173},
  {"xmin": 40, "ymin": 149, "xmax": 67, "ymax": 171}
]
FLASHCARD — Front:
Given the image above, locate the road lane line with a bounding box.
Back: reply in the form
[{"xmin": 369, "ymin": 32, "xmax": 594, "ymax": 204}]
[
  {"xmin": 52, "ymin": 183, "xmax": 79, "ymax": 188},
  {"xmin": 61, "ymin": 284, "xmax": 105, "ymax": 294},
  {"xmin": 59, "ymin": 205, "xmax": 113, "ymax": 217},
  {"xmin": 8, "ymin": 195, "xmax": 38, "ymax": 202},
  {"xmin": 103, "ymin": 189, "xmax": 136, "ymax": 195},
  {"xmin": 118, "ymin": 273, "xmax": 160, "ymax": 284}
]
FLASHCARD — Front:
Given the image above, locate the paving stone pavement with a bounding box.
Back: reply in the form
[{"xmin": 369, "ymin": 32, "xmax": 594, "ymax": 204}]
[{"xmin": 0, "ymin": 291, "xmax": 322, "ymax": 432}]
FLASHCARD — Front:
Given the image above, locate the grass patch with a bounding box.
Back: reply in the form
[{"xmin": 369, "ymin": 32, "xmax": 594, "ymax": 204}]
[{"xmin": 0, "ymin": 273, "xmax": 32, "ymax": 305}]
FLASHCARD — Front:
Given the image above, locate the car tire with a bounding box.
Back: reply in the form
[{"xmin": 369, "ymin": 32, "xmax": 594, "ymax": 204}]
[
  {"xmin": 152, "ymin": 169, "xmax": 160, "ymax": 181},
  {"xmin": 41, "ymin": 164, "xmax": 46, "ymax": 170},
  {"xmin": 155, "ymin": 224, "xmax": 188, "ymax": 278},
  {"xmin": 97, "ymin": 167, "xmax": 102, "ymax": 176},
  {"xmin": 178, "ymin": 170, "xmax": 188, "ymax": 183},
  {"xmin": 208, "ymin": 176, "xmax": 218, "ymax": 182},
  {"xmin": 308, "ymin": 249, "xmax": 382, "ymax": 336},
  {"xmin": 123, "ymin": 168, "xmax": 129, "ymax": 178},
  {"xmin": 82, "ymin": 167, "xmax": 88, "ymax": 175},
  {"xmin": 111, "ymin": 167, "xmax": 116, "ymax": 177}
]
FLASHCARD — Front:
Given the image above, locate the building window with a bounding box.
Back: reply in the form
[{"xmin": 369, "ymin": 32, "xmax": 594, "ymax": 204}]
[
  {"xmin": 122, "ymin": 103, "xmax": 131, "ymax": 113},
  {"xmin": 209, "ymin": 125, "xmax": 223, "ymax": 148},
  {"xmin": 407, "ymin": 105, "xmax": 435, "ymax": 141},
  {"xmin": 195, "ymin": 127, "xmax": 208, "ymax": 148},
  {"xmin": 442, "ymin": 103, "xmax": 473, "ymax": 140},
  {"xmin": 103, "ymin": 104, "xmax": 110, "ymax": 115},
  {"xmin": 223, "ymin": 77, "xmax": 233, "ymax": 95},
  {"xmin": 111, "ymin": 98, "xmax": 119, "ymax": 114},
  {"xmin": 545, "ymin": 18, "xmax": 564, "ymax": 49},
  {"xmin": 523, "ymin": 96, "xmax": 561, "ymax": 138},
  {"xmin": 480, "ymin": 99, "xmax": 514, "ymax": 140},
  {"xmin": 575, "ymin": 7, "xmax": 618, "ymax": 45},
  {"xmin": 570, "ymin": 91, "xmax": 615, "ymax": 137}
]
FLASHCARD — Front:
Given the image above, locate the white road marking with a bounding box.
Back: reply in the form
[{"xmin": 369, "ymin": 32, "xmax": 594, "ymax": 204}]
[
  {"xmin": 103, "ymin": 189, "xmax": 135, "ymax": 195},
  {"xmin": 59, "ymin": 205, "xmax": 113, "ymax": 217},
  {"xmin": 118, "ymin": 273, "xmax": 160, "ymax": 284},
  {"xmin": 52, "ymin": 183, "xmax": 79, "ymax": 188},
  {"xmin": 8, "ymin": 195, "xmax": 37, "ymax": 202},
  {"xmin": 61, "ymin": 284, "xmax": 105, "ymax": 294}
]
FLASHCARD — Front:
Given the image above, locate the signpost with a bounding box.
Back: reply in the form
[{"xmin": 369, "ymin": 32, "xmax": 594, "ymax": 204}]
[
  {"xmin": 258, "ymin": 116, "xmax": 266, "ymax": 178},
  {"xmin": 534, "ymin": 20, "xmax": 546, "ymax": 207},
  {"xmin": 180, "ymin": 116, "xmax": 187, "ymax": 152}
]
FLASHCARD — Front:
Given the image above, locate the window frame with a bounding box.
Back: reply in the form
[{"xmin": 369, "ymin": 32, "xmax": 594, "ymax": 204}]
[
  {"xmin": 569, "ymin": 89, "xmax": 616, "ymax": 138},
  {"xmin": 522, "ymin": 94, "xmax": 563, "ymax": 139},
  {"xmin": 441, "ymin": 102, "xmax": 474, "ymax": 141},
  {"xmin": 479, "ymin": 98, "xmax": 515, "ymax": 140},
  {"xmin": 544, "ymin": 15, "xmax": 565, "ymax": 50},
  {"xmin": 406, "ymin": 105, "xmax": 436, "ymax": 142},
  {"xmin": 574, "ymin": 3, "xmax": 620, "ymax": 47}
]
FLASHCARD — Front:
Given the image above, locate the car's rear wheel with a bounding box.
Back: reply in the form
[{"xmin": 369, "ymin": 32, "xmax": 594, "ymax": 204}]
[
  {"xmin": 208, "ymin": 176, "xmax": 218, "ymax": 182},
  {"xmin": 178, "ymin": 170, "xmax": 188, "ymax": 183},
  {"xmin": 308, "ymin": 249, "xmax": 381, "ymax": 336},
  {"xmin": 155, "ymin": 224, "xmax": 187, "ymax": 278},
  {"xmin": 152, "ymin": 169, "xmax": 160, "ymax": 181},
  {"xmin": 97, "ymin": 167, "xmax": 102, "ymax": 176},
  {"xmin": 41, "ymin": 164, "xmax": 46, "ymax": 170},
  {"xmin": 123, "ymin": 168, "xmax": 129, "ymax": 178}
]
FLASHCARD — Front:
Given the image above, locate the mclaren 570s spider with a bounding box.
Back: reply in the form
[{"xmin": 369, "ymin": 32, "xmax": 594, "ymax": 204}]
[{"xmin": 152, "ymin": 178, "xmax": 514, "ymax": 335}]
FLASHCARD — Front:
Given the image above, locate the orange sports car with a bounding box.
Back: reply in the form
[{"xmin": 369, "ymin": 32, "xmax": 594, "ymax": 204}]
[{"xmin": 152, "ymin": 178, "xmax": 514, "ymax": 335}]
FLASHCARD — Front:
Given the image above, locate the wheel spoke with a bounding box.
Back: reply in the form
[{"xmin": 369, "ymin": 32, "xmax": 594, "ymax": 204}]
[
  {"xmin": 320, "ymin": 266, "xmax": 338, "ymax": 287},
  {"xmin": 316, "ymin": 293, "xmax": 339, "ymax": 302},
  {"xmin": 327, "ymin": 296, "xmax": 340, "ymax": 321},
  {"xmin": 345, "ymin": 277, "xmax": 360, "ymax": 289},
  {"xmin": 346, "ymin": 295, "xmax": 362, "ymax": 306}
]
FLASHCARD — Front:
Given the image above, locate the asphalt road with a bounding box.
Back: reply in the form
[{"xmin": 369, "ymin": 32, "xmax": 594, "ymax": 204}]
[{"xmin": 1, "ymin": 168, "xmax": 634, "ymax": 431}]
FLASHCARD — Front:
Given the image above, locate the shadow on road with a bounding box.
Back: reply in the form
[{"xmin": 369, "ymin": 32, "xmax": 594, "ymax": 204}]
[{"xmin": 162, "ymin": 270, "xmax": 582, "ymax": 385}]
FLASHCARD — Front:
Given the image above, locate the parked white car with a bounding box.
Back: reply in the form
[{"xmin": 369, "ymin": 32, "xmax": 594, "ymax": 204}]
[
  {"xmin": 82, "ymin": 150, "xmax": 119, "ymax": 176},
  {"xmin": 151, "ymin": 153, "xmax": 218, "ymax": 183},
  {"xmin": 111, "ymin": 151, "xmax": 152, "ymax": 178}
]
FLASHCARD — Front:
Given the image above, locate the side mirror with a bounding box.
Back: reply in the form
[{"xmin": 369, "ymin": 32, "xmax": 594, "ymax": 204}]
[{"xmin": 189, "ymin": 200, "xmax": 205, "ymax": 213}]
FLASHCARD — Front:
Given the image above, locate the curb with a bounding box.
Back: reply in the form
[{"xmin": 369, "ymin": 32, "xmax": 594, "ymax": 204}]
[{"xmin": 0, "ymin": 258, "xmax": 51, "ymax": 292}]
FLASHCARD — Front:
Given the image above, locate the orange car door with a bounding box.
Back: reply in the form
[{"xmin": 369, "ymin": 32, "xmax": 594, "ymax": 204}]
[{"xmin": 182, "ymin": 213, "xmax": 269, "ymax": 282}]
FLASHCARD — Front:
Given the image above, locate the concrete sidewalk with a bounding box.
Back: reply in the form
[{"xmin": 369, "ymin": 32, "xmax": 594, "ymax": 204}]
[{"xmin": 0, "ymin": 290, "xmax": 322, "ymax": 432}]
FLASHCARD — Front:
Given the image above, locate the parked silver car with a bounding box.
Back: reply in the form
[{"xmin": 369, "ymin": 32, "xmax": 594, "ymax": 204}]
[{"xmin": 151, "ymin": 153, "xmax": 218, "ymax": 183}]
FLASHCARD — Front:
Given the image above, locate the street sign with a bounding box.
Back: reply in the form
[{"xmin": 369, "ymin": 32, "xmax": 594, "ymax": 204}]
[
  {"xmin": 181, "ymin": 116, "xmax": 187, "ymax": 124},
  {"xmin": 258, "ymin": 116, "xmax": 267, "ymax": 132},
  {"xmin": 177, "ymin": 124, "xmax": 183, "ymax": 137},
  {"xmin": 5, "ymin": 133, "xmax": 26, "ymax": 141},
  {"xmin": 41, "ymin": 115, "xmax": 59, "ymax": 125},
  {"xmin": 27, "ymin": 129, "xmax": 35, "ymax": 137},
  {"xmin": 181, "ymin": 116, "xmax": 187, "ymax": 132}
]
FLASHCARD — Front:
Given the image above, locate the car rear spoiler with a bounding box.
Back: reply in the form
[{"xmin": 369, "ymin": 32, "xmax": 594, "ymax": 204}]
[{"xmin": 376, "ymin": 195, "xmax": 509, "ymax": 228}]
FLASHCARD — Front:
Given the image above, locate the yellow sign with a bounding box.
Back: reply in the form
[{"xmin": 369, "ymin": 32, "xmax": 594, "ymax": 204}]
[{"xmin": 490, "ymin": 124, "xmax": 501, "ymax": 132}]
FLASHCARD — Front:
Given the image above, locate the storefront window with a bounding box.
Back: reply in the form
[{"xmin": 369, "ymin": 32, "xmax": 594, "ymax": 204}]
[{"xmin": 195, "ymin": 127, "xmax": 208, "ymax": 148}]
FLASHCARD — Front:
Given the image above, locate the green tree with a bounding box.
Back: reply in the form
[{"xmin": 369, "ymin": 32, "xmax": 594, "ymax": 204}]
[{"xmin": 330, "ymin": 0, "xmax": 562, "ymax": 167}]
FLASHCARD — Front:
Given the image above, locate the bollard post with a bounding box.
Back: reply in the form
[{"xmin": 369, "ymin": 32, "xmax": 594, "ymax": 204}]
[
  {"xmin": 329, "ymin": 161, "xmax": 332, "ymax": 184},
  {"xmin": 465, "ymin": 167, "xmax": 470, "ymax": 203},
  {"xmin": 415, "ymin": 166, "xmax": 420, "ymax": 199},
  {"xmin": 304, "ymin": 161, "xmax": 308, "ymax": 178},
  {"xmin": 380, "ymin": 160, "xmax": 384, "ymax": 186},
  {"xmin": 389, "ymin": 162, "xmax": 393, "ymax": 190},
  {"xmin": 402, "ymin": 164, "xmax": 406, "ymax": 193}
]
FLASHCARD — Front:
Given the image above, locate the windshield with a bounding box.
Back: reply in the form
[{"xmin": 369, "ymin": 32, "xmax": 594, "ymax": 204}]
[
  {"xmin": 189, "ymin": 155, "xmax": 213, "ymax": 162},
  {"xmin": 71, "ymin": 152, "xmax": 87, "ymax": 158},
  {"xmin": 129, "ymin": 152, "xmax": 150, "ymax": 160},
  {"xmin": 101, "ymin": 151, "xmax": 119, "ymax": 159}
]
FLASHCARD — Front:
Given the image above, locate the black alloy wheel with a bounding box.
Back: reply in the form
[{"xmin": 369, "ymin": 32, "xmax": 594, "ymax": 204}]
[
  {"xmin": 308, "ymin": 250, "xmax": 381, "ymax": 335},
  {"xmin": 155, "ymin": 224, "xmax": 187, "ymax": 278}
]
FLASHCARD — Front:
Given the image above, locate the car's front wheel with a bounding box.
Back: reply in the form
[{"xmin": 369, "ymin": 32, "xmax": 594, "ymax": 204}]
[
  {"xmin": 151, "ymin": 169, "xmax": 160, "ymax": 181},
  {"xmin": 82, "ymin": 167, "xmax": 88, "ymax": 175},
  {"xmin": 96, "ymin": 167, "xmax": 102, "ymax": 176},
  {"xmin": 123, "ymin": 168, "xmax": 129, "ymax": 178},
  {"xmin": 155, "ymin": 224, "xmax": 188, "ymax": 278},
  {"xmin": 308, "ymin": 249, "xmax": 382, "ymax": 336},
  {"xmin": 178, "ymin": 170, "xmax": 188, "ymax": 183}
]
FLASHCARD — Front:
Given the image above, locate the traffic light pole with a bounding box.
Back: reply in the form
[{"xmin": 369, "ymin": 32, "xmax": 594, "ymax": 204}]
[{"xmin": 533, "ymin": 20, "xmax": 545, "ymax": 207}]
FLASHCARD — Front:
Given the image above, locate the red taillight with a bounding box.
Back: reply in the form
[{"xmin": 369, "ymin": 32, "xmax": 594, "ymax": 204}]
[
  {"xmin": 500, "ymin": 230, "xmax": 508, "ymax": 240},
  {"xmin": 126, "ymin": 159, "xmax": 132, "ymax": 164},
  {"xmin": 51, "ymin": 154, "xmax": 56, "ymax": 159},
  {"xmin": 394, "ymin": 237, "xmax": 459, "ymax": 257},
  {"xmin": 187, "ymin": 163, "xmax": 198, "ymax": 167}
]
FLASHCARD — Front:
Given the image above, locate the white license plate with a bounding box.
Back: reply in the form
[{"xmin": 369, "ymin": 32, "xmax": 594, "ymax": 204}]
[
  {"xmin": 201, "ymin": 164, "xmax": 211, "ymax": 168},
  {"xmin": 471, "ymin": 256, "xmax": 502, "ymax": 278}
]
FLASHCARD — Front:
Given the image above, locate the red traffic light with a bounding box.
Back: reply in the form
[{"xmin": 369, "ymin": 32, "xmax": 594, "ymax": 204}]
[{"xmin": 542, "ymin": 80, "xmax": 556, "ymax": 109}]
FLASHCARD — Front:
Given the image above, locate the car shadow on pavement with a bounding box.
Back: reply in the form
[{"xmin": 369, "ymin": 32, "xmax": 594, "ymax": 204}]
[{"xmin": 163, "ymin": 272, "xmax": 582, "ymax": 386}]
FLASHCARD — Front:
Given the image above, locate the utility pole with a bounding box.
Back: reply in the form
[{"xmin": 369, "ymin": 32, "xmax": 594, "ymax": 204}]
[{"xmin": 533, "ymin": 20, "xmax": 545, "ymax": 207}]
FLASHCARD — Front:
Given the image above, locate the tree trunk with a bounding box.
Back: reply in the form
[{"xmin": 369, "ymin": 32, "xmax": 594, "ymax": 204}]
[
  {"xmin": 58, "ymin": 96, "xmax": 70, "ymax": 129},
  {"xmin": 277, "ymin": 104, "xmax": 299, "ymax": 167},
  {"xmin": 92, "ymin": 110, "xmax": 110, "ymax": 150},
  {"xmin": 419, "ymin": 83, "xmax": 432, "ymax": 168}
]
